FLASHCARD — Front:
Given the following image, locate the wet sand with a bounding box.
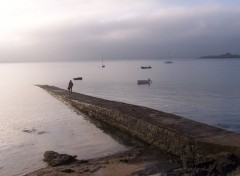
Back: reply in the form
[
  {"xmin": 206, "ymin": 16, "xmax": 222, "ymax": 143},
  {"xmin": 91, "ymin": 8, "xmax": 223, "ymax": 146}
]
[{"xmin": 25, "ymin": 147, "xmax": 180, "ymax": 176}]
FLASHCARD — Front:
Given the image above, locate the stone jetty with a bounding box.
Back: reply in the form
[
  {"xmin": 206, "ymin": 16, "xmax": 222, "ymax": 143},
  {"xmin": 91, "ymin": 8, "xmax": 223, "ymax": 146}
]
[{"xmin": 38, "ymin": 85, "xmax": 240, "ymax": 160}]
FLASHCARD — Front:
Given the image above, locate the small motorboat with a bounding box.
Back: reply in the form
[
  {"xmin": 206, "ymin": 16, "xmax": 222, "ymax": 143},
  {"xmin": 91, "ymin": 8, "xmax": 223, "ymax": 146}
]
[
  {"xmin": 73, "ymin": 77, "xmax": 82, "ymax": 80},
  {"xmin": 137, "ymin": 79, "xmax": 152, "ymax": 85},
  {"xmin": 141, "ymin": 66, "xmax": 152, "ymax": 69},
  {"xmin": 164, "ymin": 61, "xmax": 173, "ymax": 64}
]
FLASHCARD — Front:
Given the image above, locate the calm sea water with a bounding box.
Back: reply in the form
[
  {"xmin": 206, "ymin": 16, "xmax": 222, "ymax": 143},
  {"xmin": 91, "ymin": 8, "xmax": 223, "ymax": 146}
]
[{"xmin": 0, "ymin": 59, "xmax": 240, "ymax": 175}]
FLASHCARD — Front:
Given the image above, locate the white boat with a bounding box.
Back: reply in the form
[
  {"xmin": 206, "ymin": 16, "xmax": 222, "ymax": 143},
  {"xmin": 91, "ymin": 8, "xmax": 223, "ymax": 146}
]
[{"xmin": 137, "ymin": 79, "xmax": 152, "ymax": 84}]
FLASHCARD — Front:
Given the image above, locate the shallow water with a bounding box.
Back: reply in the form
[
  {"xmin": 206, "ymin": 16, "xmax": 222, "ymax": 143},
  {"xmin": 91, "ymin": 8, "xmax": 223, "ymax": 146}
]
[
  {"xmin": 0, "ymin": 59, "xmax": 240, "ymax": 175},
  {"xmin": 0, "ymin": 63, "xmax": 129, "ymax": 176}
]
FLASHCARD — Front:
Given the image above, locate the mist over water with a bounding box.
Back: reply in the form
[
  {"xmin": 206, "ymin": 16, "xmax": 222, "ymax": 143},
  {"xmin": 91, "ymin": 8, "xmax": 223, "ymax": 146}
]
[{"xmin": 0, "ymin": 59, "xmax": 240, "ymax": 175}]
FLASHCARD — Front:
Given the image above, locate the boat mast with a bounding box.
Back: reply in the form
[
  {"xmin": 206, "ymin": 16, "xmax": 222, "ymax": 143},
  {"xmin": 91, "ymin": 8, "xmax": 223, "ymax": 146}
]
[{"xmin": 101, "ymin": 53, "xmax": 105, "ymax": 68}]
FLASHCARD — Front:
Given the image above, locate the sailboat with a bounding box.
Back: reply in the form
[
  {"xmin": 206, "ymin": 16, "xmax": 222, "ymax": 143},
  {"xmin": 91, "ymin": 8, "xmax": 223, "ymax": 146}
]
[
  {"xmin": 164, "ymin": 60, "xmax": 173, "ymax": 64},
  {"xmin": 164, "ymin": 52, "xmax": 173, "ymax": 64},
  {"xmin": 101, "ymin": 54, "xmax": 105, "ymax": 68}
]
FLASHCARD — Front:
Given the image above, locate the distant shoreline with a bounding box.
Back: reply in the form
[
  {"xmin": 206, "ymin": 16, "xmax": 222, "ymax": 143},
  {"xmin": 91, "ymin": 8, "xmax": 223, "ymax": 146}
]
[{"xmin": 199, "ymin": 52, "xmax": 240, "ymax": 59}]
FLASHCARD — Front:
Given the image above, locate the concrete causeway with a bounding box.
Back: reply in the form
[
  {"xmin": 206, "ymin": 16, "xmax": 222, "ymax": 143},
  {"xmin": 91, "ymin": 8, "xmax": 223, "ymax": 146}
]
[{"xmin": 38, "ymin": 85, "xmax": 240, "ymax": 158}]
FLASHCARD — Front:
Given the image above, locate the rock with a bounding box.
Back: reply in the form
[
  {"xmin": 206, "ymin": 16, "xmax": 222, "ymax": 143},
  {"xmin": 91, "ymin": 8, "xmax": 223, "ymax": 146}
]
[
  {"xmin": 100, "ymin": 160, "xmax": 109, "ymax": 164},
  {"xmin": 209, "ymin": 152, "xmax": 239, "ymax": 175},
  {"xmin": 194, "ymin": 168, "xmax": 208, "ymax": 176},
  {"xmin": 60, "ymin": 169, "xmax": 75, "ymax": 173},
  {"xmin": 119, "ymin": 158, "xmax": 129, "ymax": 163},
  {"xmin": 37, "ymin": 131, "xmax": 47, "ymax": 135},
  {"xmin": 23, "ymin": 129, "xmax": 33, "ymax": 133},
  {"xmin": 23, "ymin": 128, "xmax": 47, "ymax": 135},
  {"xmin": 89, "ymin": 165, "xmax": 101, "ymax": 173},
  {"xmin": 83, "ymin": 168, "xmax": 90, "ymax": 172},
  {"xmin": 43, "ymin": 151, "xmax": 77, "ymax": 167},
  {"xmin": 77, "ymin": 159, "xmax": 89, "ymax": 164},
  {"xmin": 179, "ymin": 152, "xmax": 240, "ymax": 176}
]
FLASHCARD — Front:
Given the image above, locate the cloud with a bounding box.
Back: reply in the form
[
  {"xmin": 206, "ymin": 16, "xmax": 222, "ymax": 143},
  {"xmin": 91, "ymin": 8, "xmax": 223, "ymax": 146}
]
[{"xmin": 0, "ymin": 0, "xmax": 240, "ymax": 61}]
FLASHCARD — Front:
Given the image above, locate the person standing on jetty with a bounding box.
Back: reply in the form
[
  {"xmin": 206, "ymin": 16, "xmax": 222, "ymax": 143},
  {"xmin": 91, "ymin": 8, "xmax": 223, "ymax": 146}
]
[{"xmin": 68, "ymin": 80, "xmax": 73, "ymax": 93}]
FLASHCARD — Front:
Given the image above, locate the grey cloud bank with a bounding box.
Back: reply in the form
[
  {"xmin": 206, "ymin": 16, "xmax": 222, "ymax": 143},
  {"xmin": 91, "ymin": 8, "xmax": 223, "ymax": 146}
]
[{"xmin": 0, "ymin": 1, "xmax": 240, "ymax": 62}]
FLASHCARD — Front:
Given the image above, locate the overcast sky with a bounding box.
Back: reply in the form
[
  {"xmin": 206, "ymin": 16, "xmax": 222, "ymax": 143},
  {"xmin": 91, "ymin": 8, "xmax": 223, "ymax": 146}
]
[{"xmin": 0, "ymin": 0, "xmax": 240, "ymax": 62}]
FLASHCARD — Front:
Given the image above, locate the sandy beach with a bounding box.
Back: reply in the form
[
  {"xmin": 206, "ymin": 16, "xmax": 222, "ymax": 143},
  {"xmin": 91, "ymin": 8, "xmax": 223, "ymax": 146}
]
[
  {"xmin": 24, "ymin": 146, "xmax": 240, "ymax": 176},
  {"xmin": 24, "ymin": 146, "xmax": 180, "ymax": 176}
]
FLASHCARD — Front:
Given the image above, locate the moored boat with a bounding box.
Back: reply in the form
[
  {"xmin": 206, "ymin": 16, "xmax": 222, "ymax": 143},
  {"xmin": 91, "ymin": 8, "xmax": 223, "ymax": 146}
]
[
  {"xmin": 73, "ymin": 77, "xmax": 82, "ymax": 80},
  {"xmin": 141, "ymin": 66, "xmax": 152, "ymax": 69},
  {"xmin": 137, "ymin": 79, "xmax": 152, "ymax": 84},
  {"xmin": 164, "ymin": 61, "xmax": 173, "ymax": 64}
]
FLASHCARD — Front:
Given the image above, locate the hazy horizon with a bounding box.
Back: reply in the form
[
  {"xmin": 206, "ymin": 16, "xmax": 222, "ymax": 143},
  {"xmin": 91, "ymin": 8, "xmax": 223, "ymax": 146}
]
[{"xmin": 1, "ymin": 0, "xmax": 240, "ymax": 62}]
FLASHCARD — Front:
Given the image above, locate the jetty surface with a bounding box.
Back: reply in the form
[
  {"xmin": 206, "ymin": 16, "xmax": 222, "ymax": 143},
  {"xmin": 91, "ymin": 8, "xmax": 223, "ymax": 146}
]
[{"xmin": 38, "ymin": 85, "xmax": 240, "ymax": 158}]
